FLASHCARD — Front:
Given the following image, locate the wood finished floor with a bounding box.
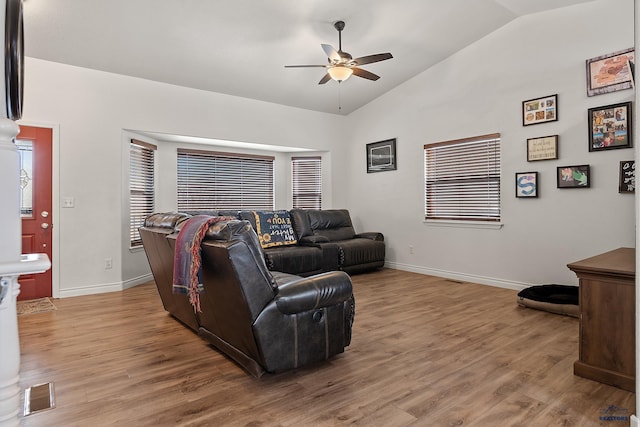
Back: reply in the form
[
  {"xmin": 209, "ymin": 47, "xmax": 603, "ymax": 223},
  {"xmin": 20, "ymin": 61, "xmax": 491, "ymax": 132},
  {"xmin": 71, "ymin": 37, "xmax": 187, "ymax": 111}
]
[{"xmin": 18, "ymin": 269, "xmax": 635, "ymax": 426}]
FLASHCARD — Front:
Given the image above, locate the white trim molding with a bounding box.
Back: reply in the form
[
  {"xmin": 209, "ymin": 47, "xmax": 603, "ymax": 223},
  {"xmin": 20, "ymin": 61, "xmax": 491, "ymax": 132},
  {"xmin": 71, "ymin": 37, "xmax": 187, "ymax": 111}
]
[{"xmin": 385, "ymin": 262, "xmax": 532, "ymax": 292}]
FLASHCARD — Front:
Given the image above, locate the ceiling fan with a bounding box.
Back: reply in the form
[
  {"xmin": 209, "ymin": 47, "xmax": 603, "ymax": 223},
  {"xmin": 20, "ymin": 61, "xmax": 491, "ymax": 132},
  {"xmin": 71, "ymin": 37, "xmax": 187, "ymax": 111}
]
[{"xmin": 285, "ymin": 20, "xmax": 393, "ymax": 84}]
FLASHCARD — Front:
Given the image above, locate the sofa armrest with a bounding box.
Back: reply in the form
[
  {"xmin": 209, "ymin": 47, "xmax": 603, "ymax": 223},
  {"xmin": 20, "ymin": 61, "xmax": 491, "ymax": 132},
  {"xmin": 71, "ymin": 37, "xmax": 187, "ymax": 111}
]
[
  {"xmin": 275, "ymin": 271, "xmax": 352, "ymax": 314},
  {"xmin": 355, "ymin": 232, "xmax": 384, "ymax": 241},
  {"xmin": 298, "ymin": 235, "xmax": 330, "ymax": 245}
]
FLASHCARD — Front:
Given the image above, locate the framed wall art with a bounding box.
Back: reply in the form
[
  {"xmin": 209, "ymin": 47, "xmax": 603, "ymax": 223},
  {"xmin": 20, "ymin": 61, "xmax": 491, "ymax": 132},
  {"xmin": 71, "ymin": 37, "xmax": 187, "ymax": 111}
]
[
  {"xmin": 515, "ymin": 172, "xmax": 538, "ymax": 198},
  {"xmin": 557, "ymin": 165, "xmax": 590, "ymax": 189},
  {"xmin": 586, "ymin": 48, "xmax": 635, "ymax": 97},
  {"xmin": 366, "ymin": 138, "xmax": 396, "ymax": 173},
  {"xmin": 588, "ymin": 101, "xmax": 632, "ymax": 151},
  {"xmin": 527, "ymin": 135, "xmax": 558, "ymax": 161},
  {"xmin": 522, "ymin": 94, "xmax": 557, "ymax": 126},
  {"xmin": 619, "ymin": 160, "xmax": 635, "ymax": 193}
]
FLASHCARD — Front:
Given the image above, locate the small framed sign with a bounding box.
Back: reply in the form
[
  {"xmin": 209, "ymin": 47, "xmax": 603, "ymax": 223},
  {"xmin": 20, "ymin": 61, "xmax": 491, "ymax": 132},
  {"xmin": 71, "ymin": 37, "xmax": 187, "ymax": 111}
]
[
  {"xmin": 366, "ymin": 138, "xmax": 396, "ymax": 173},
  {"xmin": 527, "ymin": 135, "xmax": 558, "ymax": 161},
  {"xmin": 619, "ymin": 160, "xmax": 635, "ymax": 193}
]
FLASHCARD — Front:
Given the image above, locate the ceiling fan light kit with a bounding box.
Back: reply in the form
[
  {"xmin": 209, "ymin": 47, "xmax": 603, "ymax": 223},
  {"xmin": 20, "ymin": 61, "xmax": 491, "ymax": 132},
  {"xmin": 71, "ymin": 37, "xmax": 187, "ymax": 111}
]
[
  {"xmin": 285, "ymin": 20, "xmax": 392, "ymax": 85},
  {"xmin": 327, "ymin": 65, "xmax": 353, "ymax": 82}
]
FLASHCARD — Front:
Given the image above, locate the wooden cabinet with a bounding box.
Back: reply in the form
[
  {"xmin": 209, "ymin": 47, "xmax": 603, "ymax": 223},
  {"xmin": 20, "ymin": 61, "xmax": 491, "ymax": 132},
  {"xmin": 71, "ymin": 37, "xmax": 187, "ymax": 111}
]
[{"xmin": 567, "ymin": 247, "xmax": 635, "ymax": 391}]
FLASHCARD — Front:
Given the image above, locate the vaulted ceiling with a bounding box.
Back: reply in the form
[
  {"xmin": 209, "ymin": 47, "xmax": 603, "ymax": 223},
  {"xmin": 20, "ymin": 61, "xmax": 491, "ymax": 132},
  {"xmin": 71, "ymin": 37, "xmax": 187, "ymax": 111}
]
[{"xmin": 24, "ymin": 0, "xmax": 597, "ymax": 115}]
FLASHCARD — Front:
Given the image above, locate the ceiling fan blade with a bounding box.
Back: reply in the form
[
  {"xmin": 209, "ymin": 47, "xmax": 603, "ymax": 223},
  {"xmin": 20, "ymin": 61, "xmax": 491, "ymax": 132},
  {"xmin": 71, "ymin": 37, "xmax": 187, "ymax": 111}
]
[
  {"xmin": 321, "ymin": 44, "xmax": 340, "ymax": 62},
  {"xmin": 284, "ymin": 64, "xmax": 327, "ymax": 68},
  {"xmin": 318, "ymin": 73, "xmax": 332, "ymax": 85},
  {"xmin": 352, "ymin": 67, "xmax": 380, "ymax": 81},
  {"xmin": 352, "ymin": 53, "xmax": 393, "ymax": 66}
]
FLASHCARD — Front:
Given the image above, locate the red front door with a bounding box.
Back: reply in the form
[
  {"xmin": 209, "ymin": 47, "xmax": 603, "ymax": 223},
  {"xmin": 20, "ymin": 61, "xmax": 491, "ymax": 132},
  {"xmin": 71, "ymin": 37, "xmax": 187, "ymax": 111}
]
[{"xmin": 17, "ymin": 125, "xmax": 53, "ymax": 300}]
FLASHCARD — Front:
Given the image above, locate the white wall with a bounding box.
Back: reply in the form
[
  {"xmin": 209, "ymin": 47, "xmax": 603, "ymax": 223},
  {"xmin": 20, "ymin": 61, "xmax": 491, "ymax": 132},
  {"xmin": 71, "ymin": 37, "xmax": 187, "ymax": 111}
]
[
  {"xmin": 342, "ymin": 0, "xmax": 635, "ymax": 288},
  {"xmin": 20, "ymin": 59, "xmax": 346, "ymax": 297},
  {"xmin": 17, "ymin": 0, "xmax": 635, "ymax": 296}
]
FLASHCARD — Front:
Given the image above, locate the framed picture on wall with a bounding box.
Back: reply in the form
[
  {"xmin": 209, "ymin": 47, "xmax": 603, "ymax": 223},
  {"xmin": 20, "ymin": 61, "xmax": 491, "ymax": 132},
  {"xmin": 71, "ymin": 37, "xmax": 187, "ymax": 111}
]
[
  {"xmin": 366, "ymin": 138, "xmax": 397, "ymax": 173},
  {"xmin": 515, "ymin": 172, "xmax": 538, "ymax": 198},
  {"xmin": 588, "ymin": 102, "xmax": 632, "ymax": 151},
  {"xmin": 619, "ymin": 160, "xmax": 635, "ymax": 193},
  {"xmin": 522, "ymin": 94, "xmax": 557, "ymax": 126},
  {"xmin": 526, "ymin": 135, "xmax": 558, "ymax": 161},
  {"xmin": 557, "ymin": 165, "xmax": 590, "ymax": 189},
  {"xmin": 586, "ymin": 48, "xmax": 635, "ymax": 97}
]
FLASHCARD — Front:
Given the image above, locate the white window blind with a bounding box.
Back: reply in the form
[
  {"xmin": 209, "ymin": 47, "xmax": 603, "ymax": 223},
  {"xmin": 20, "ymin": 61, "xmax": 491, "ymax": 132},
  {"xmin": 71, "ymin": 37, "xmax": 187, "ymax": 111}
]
[
  {"xmin": 177, "ymin": 148, "xmax": 274, "ymax": 211},
  {"xmin": 292, "ymin": 156, "xmax": 322, "ymax": 209},
  {"xmin": 130, "ymin": 139, "xmax": 156, "ymax": 248},
  {"xmin": 424, "ymin": 133, "xmax": 501, "ymax": 222}
]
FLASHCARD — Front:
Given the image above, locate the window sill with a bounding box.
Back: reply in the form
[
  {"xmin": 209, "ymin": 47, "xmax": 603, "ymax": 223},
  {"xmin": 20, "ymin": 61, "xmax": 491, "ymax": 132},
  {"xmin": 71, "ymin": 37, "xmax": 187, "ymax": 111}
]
[{"xmin": 424, "ymin": 220, "xmax": 503, "ymax": 230}]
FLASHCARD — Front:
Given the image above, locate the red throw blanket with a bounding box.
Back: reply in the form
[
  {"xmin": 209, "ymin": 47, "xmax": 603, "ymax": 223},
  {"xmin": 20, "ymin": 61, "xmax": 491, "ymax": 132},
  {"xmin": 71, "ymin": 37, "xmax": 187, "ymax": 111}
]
[{"xmin": 173, "ymin": 215, "xmax": 233, "ymax": 312}]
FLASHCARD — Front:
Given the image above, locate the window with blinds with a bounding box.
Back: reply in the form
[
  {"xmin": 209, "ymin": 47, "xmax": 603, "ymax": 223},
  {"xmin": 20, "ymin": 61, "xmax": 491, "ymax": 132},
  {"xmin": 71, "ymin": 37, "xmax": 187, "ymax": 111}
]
[
  {"xmin": 129, "ymin": 139, "xmax": 156, "ymax": 248},
  {"xmin": 292, "ymin": 156, "xmax": 322, "ymax": 209},
  {"xmin": 177, "ymin": 148, "xmax": 274, "ymax": 211},
  {"xmin": 424, "ymin": 133, "xmax": 501, "ymax": 222}
]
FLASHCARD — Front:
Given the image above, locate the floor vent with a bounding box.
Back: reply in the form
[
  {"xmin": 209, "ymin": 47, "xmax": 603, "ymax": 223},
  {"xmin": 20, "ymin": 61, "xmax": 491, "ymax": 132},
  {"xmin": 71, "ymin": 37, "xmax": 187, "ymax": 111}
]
[{"xmin": 24, "ymin": 382, "xmax": 55, "ymax": 416}]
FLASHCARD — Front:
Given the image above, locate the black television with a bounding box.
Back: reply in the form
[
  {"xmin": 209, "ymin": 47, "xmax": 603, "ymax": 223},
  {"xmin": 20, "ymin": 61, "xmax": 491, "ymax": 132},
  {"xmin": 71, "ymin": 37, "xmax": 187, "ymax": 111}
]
[{"xmin": 2, "ymin": 0, "xmax": 23, "ymax": 121}]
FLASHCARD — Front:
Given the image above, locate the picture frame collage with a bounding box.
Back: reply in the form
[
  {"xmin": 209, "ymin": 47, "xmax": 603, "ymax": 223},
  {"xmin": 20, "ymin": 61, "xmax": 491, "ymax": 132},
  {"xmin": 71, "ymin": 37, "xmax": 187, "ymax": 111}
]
[{"xmin": 516, "ymin": 47, "xmax": 635, "ymax": 197}]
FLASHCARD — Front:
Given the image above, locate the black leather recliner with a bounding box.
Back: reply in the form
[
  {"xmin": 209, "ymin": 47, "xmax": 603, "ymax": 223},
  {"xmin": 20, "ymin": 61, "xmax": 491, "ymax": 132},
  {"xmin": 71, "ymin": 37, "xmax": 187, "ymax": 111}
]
[{"xmin": 141, "ymin": 215, "xmax": 355, "ymax": 377}]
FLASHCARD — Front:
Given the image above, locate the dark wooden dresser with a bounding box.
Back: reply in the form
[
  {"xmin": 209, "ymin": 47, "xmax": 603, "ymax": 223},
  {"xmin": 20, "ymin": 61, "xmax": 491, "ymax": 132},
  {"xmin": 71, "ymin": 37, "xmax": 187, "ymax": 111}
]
[{"xmin": 567, "ymin": 247, "xmax": 635, "ymax": 391}]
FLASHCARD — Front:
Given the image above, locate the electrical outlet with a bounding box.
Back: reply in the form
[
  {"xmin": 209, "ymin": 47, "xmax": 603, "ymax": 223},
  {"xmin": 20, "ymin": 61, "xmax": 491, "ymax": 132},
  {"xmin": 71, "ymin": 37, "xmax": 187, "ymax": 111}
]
[
  {"xmin": 409, "ymin": 245, "xmax": 414, "ymax": 254},
  {"xmin": 62, "ymin": 197, "xmax": 75, "ymax": 208},
  {"xmin": 104, "ymin": 258, "xmax": 112, "ymax": 269}
]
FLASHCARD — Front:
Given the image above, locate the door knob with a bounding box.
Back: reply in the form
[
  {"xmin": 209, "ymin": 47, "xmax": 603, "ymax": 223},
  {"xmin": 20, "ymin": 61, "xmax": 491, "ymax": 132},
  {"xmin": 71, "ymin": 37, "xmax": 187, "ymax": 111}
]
[
  {"xmin": 41, "ymin": 223, "xmax": 49, "ymax": 229},
  {"xmin": 41, "ymin": 211, "xmax": 49, "ymax": 218}
]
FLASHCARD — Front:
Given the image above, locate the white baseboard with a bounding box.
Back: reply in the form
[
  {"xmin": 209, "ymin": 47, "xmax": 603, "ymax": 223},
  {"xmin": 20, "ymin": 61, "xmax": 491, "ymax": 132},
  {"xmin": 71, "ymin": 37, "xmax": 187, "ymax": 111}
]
[
  {"xmin": 58, "ymin": 264, "xmax": 530, "ymax": 298},
  {"xmin": 58, "ymin": 273, "xmax": 154, "ymax": 298},
  {"xmin": 385, "ymin": 261, "xmax": 533, "ymax": 292},
  {"xmin": 122, "ymin": 273, "xmax": 153, "ymax": 290},
  {"xmin": 59, "ymin": 281, "xmax": 123, "ymax": 298}
]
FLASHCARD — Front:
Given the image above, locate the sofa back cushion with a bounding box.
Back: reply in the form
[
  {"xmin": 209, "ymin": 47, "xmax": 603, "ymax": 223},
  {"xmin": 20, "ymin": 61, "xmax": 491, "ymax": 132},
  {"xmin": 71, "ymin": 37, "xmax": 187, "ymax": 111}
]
[
  {"xmin": 144, "ymin": 212, "xmax": 191, "ymax": 229},
  {"xmin": 308, "ymin": 209, "xmax": 355, "ymax": 241},
  {"xmin": 290, "ymin": 209, "xmax": 312, "ymax": 238},
  {"xmin": 205, "ymin": 220, "xmax": 276, "ymax": 290},
  {"xmin": 238, "ymin": 210, "xmax": 258, "ymax": 230}
]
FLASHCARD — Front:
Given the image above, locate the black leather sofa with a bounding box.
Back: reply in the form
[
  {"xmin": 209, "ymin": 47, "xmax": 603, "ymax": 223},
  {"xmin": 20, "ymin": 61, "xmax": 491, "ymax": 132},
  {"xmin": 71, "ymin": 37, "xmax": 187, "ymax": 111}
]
[
  {"xmin": 180, "ymin": 209, "xmax": 385, "ymax": 276},
  {"xmin": 140, "ymin": 214, "xmax": 355, "ymax": 377},
  {"xmin": 239, "ymin": 209, "xmax": 385, "ymax": 276}
]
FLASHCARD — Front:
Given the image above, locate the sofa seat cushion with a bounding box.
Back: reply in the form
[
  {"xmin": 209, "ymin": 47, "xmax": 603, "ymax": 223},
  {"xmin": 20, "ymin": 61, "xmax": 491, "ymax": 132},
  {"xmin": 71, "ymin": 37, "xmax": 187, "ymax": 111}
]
[
  {"xmin": 333, "ymin": 238, "xmax": 386, "ymax": 268},
  {"xmin": 264, "ymin": 245, "xmax": 323, "ymax": 276}
]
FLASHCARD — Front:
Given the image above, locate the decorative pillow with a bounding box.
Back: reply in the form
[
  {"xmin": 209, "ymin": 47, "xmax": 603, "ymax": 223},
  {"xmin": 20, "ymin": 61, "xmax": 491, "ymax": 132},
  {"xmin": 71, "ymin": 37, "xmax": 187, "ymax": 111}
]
[{"xmin": 253, "ymin": 210, "xmax": 298, "ymax": 248}]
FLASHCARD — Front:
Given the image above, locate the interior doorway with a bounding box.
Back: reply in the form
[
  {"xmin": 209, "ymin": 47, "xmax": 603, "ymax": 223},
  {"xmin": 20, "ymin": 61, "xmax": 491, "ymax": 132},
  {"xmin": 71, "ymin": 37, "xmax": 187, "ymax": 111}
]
[{"xmin": 17, "ymin": 125, "xmax": 53, "ymax": 300}]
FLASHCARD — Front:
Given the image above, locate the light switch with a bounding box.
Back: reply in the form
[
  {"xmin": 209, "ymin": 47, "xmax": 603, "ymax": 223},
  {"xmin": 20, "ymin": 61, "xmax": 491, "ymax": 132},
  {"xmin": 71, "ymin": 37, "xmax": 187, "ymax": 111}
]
[{"xmin": 62, "ymin": 197, "xmax": 74, "ymax": 208}]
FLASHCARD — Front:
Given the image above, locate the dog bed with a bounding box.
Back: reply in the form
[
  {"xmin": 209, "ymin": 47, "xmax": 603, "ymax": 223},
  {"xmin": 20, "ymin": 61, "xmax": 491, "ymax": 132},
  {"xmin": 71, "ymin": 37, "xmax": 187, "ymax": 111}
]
[{"xmin": 517, "ymin": 284, "xmax": 579, "ymax": 317}]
